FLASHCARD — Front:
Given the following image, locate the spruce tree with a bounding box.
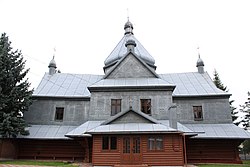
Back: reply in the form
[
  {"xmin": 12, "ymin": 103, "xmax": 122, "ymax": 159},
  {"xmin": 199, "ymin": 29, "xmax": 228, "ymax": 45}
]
[
  {"xmin": 0, "ymin": 33, "xmax": 33, "ymax": 138},
  {"xmin": 213, "ymin": 69, "xmax": 227, "ymax": 91},
  {"xmin": 235, "ymin": 92, "xmax": 250, "ymax": 129},
  {"xmin": 212, "ymin": 69, "xmax": 237, "ymax": 121}
]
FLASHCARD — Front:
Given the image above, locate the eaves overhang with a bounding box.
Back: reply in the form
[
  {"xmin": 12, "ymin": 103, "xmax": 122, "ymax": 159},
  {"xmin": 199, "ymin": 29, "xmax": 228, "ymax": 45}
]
[
  {"xmin": 88, "ymin": 85, "xmax": 176, "ymax": 92},
  {"xmin": 32, "ymin": 95, "xmax": 90, "ymax": 101},
  {"xmin": 173, "ymin": 93, "xmax": 231, "ymax": 100},
  {"xmin": 86, "ymin": 131, "xmax": 182, "ymax": 135}
]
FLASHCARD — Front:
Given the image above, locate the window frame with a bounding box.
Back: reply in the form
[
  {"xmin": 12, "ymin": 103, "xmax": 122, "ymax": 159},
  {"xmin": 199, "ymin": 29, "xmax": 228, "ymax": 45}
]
[
  {"xmin": 147, "ymin": 136, "xmax": 164, "ymax": 151},
  {"xmin": 111, "ymin": 99, "xmax": 121, "ymax": 116},
  {"xmin": 102, "ymin": 136, "xmax": 118, "ymax": 151},
  {"xmin": 140, "ymin": 99, "xmax": 151, "ymax": 115},
  {"xmin": 54, "ymin": 107, "xmax": 64, "ymax": 121},
  {"xmin": 193, "ymin": 106, "xmax": 203, "ymax": 121}
]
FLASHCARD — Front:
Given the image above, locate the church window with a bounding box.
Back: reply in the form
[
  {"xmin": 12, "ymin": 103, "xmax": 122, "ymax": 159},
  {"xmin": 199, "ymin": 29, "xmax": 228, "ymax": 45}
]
[
  {"xmin": 111, "ymin": 99, "xmax": 121, "ymax": 116},
  {"xmin": 55, "ymin": 107, "xmax": 64, "ymax": 121},
  {"xmin": 193, "ymin": 106, "xmax": 203, "ymax": 121},
  {"xmin": 148, "ymin": 136, "xmax": 163, "ymax": 151},
  {"xmin": 141, "ymin": 99, "xmax": 151, "ymax": 115},
  {"xmin": 102, "ymin": 136, "xmax": 117, "ymax": 150}
]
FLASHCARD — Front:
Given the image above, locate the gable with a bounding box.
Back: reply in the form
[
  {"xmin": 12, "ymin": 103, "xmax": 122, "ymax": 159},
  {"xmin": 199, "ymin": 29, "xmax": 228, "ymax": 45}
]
[
  {"xmin": 106, "ymin": 53, "xmax": 157, "ymax": 79},
  {"xmin": 110, "ymin": 111, "xmax": 152, "ymax": 124}
]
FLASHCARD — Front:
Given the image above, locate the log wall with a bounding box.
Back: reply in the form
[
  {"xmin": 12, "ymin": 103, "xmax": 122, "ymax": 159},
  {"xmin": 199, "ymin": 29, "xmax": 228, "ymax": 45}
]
[
  {"xmin": 186, "ymin": 138, "xmax": 242, "ymax": 164},
  {"xmin": 18, "ymin": 139, "xmax": 85, "ymax": 161},
  {"xmin": 92, "ymin": 134, "xmax": 184, "ymax": 166}
]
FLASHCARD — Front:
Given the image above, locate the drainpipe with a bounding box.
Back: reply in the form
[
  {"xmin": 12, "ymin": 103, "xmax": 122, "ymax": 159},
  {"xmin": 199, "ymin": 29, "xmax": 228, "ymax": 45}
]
[{"xmin": 183, "ymin": 133, "xmax": 187, "ymax": 167}]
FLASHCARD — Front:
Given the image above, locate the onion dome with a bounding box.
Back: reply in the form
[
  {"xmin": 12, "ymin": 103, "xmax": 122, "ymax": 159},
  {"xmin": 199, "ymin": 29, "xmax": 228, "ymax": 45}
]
[
  {"xmin": 124, "ymin": 20, "xmax": 134, "ymax": 35},
  {"xmin": 48, "ymin": 56, "xmax": 57, "ymax": 68},
  {"xmin": 196, "ymin": 54, "xmax": 204, "ymax": 67},
  {"xmin": 48, "ymin": 56, "xmax": 57, "ymax": 75},
  {"xmin": 196, "ymin": 54, "xmax": 205, "ymax": 74}
]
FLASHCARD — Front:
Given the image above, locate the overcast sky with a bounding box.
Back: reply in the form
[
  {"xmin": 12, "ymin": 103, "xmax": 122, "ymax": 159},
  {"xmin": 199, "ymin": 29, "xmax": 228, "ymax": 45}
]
[{"xmin": 0, "ymin": 0, "xmax": 249, "ymax": 107}]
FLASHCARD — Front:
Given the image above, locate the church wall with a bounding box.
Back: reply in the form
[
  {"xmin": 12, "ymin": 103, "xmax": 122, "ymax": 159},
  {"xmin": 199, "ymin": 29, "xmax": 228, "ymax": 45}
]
[
  {"xmin": 173, "ymin": 97, "xmax": 232, "ymax": 124},
  {"xmin": 25, "ymin": 98, "xmax": 90, "ymax": 126},
  {"xmin": 89, "ymin": 90, "xmax": 173, "ymax": 120}
]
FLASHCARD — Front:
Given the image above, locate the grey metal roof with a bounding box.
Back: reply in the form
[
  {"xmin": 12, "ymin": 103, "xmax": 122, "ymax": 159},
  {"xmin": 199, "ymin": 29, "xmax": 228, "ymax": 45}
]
[
  {"xmin": 89, "ymin": 78, "xmax": 175, "ymax": 88},
  {"xmin": 87, "ymin": 123, "xmax": 178, "ymax": 134},
  {"xmin": 104, "ymin": 34, "xmax": 155, "ymax": 67},
  {"xmin": 102, "ymin": 109, "xmax": 160, "ymax": 125},
  {"xmin": 33, "ymin": 72, "xmax": 229, "ymax": 97},
  {"xmin": 66, "ymin": 120, "xmax": 195, "ymax": 137},
  {"xmin": 159, "ymin": 120, "xmax": 194, "ymax": 134},
  {"xmin": 185, "ymin": 123, "xmax": 250, "ymax": 139},
  {"xmin": 159, "ymin": 72, "xmax": 230, "ymax": 97},
  {"xmin": 33, "ymin": 73, "xmax": 102, "ymax": 97},
  {"xmin": 65, "ymin": 121, "xmax": 103, "ymax": 137},
  {"xmin": 19, "ymin": 125, "xmax": 77, "ymax": 139}
]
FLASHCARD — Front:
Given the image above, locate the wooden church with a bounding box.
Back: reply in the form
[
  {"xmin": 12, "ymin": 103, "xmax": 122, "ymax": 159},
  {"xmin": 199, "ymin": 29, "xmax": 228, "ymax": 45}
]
[{"xmin": 1, "ymin": 19, "xmax": 250, "ymax": 166}]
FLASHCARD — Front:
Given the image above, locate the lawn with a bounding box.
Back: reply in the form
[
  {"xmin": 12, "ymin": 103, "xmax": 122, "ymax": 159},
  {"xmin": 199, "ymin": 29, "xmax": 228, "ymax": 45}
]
[
  {"xmin": 1, "ymin": 160, "xmax": 250, "ymax": 167},
  {"xmin": 196, "ymin": 160, "xmax": 250, "ymax": 167},
  {"xmin": 0, "ymin": 160, "xmax": 80, "ymax": 166}
]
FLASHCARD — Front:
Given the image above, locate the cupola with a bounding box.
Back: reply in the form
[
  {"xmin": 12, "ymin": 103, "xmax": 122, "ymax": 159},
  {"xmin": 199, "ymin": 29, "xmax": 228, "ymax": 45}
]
[
  {"xmin": 196, "ymin": 54, "xmax": 205, "ymax": 74},
  {"xmin": 125, "ymin": 39, "xmax": 136, "ymax": 52},
  {"xmin": 48, "ymin": 56, "xmax": 57, "ymax": 75},
  {"xmin": 124, "ymin": 20, "xmax": 133, "ymax": 35}
]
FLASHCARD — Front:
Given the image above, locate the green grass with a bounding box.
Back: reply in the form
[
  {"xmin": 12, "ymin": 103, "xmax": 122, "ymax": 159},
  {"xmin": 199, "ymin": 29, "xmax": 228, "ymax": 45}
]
[
  {"xmin": 0, "ymin": 160, "xmax": 80, "ymax": 166},
  {"xmin": 196, "ymin": 160, "xmax": 250, "ymax": 167}
]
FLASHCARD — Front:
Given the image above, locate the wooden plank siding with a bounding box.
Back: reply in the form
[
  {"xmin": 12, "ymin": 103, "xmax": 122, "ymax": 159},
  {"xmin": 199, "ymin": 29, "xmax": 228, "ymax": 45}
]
[
  {"xmin": 186, "ymin": 139, "xmax": 242, "ymax": 164},
  {"xmin": 142, "ymin": 134, "xmax": 184, "ymax": 166},
  {"xmin": 18, "ymin": 139, "xmax": 86, "ymax": 161},
  {"xmin": 92, "ymin": 136, "xmax": 121, "ymax": 166},
  {"xmin": 92, "ymin": 134, "xmax": 184, "ymax": 166}
]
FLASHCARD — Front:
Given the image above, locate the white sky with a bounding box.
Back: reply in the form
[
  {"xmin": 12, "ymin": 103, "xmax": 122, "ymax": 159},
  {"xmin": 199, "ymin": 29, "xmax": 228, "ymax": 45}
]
[{"xmin": 0, "ymin": 0, "xmax": 249, "ymax": 108}]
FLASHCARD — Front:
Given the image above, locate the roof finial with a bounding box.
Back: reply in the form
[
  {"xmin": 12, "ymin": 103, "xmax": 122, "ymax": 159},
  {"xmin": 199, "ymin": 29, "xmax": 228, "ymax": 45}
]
[
  {"xmin": 127, "ymin": 8, "xmax": 129, "ymax": 21},
  {"xmin": 53, "ymin": 47, "xmax": 56, "ymax": 59},
  {"xmin": 197, "ymin": 46, "xmax": 200, "ymax": 58}
]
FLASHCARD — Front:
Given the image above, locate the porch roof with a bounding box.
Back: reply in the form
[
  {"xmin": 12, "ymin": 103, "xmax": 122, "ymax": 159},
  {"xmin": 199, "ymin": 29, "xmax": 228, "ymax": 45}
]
[
  {"xmin": 19, "ymin": 125, "xmax": 77, "ymax": 139},
  {"xmin": 65, "ymin": 121, "xmax": 103, "ymax": 137},
  {"xmin": 185, "ymin": 123, "xmax": 250, "ymax": 139},
  {"xmin": 65, "ymin": 120, "xmax": 194, "ymax": 137},
  {"xmin": 86, "ymin": 123, "xmax": 178, "ymax": 134}
]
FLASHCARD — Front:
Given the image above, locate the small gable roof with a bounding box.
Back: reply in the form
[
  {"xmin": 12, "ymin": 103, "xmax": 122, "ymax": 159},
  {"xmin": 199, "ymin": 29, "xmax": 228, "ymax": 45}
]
[
  {"xmin": 101, "ymin": 109, "xmax": 159, "ymax": 125},
  {"xmin": 86, "ymin": 110, "xmax": 181, "ymax": 134},
  {"xmin": 104, "ymin": 51, "xmax": 159, "ymax": 79}
]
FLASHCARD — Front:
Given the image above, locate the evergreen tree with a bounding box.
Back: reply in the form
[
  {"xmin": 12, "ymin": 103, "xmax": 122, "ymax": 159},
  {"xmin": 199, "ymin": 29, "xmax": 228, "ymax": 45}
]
[
  {"xmin": 212, "ymin": 69, "xmax": 237, "ymax": 121},
  {"xmin": 0, "ymin": 33, "xmax": 33, "ymax": 138},
  {"xmin": 234, "ymin": 92, "xmax": 250, "ymax": 129},
  {"xmin": 213, "ymin": 69, "xmax": 227, "ymax": 91}
]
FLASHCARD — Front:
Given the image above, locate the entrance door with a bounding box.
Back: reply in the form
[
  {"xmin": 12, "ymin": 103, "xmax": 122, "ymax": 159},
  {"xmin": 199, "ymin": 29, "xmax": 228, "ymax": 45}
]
[{"xmin": 121, "ymin": 136, "xmax": 142, "ymax": 164}]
